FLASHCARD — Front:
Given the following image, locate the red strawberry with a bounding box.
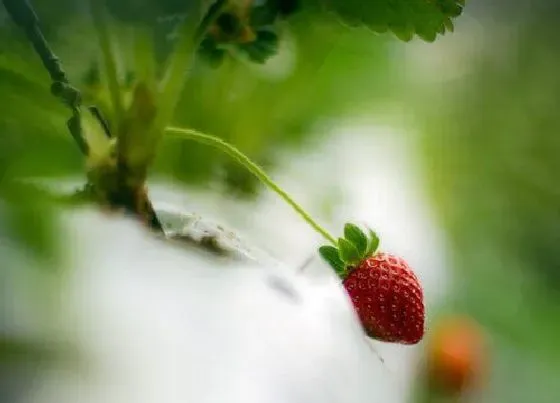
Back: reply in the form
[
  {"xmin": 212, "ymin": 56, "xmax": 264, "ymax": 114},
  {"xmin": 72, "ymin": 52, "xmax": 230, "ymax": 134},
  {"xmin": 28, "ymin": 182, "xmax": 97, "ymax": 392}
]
[
  {"xmin": 425, "ymin": 316, "xmax": 486, "ymax": 394},
  {"xmin": 319, "ymin": 223, "xmax": 425, "ymax": 345},
  {"xmin": 342, "ymin": 252, "xmax": 425, "ymax": 344}
]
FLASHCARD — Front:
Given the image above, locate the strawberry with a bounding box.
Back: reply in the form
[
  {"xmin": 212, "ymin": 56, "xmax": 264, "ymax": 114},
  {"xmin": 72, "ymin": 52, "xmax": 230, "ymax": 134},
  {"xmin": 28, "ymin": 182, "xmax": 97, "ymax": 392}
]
[
  {"xmin": 343, "ymin": 252, "xmax": 425, "ymax": 344},
  {"xmin": 425, "ymin": 316, "xmax": 485, "ymax": 394},
  {"xmin": 319, "ymin": 224, "xmax": 425, "ymax": 344}
]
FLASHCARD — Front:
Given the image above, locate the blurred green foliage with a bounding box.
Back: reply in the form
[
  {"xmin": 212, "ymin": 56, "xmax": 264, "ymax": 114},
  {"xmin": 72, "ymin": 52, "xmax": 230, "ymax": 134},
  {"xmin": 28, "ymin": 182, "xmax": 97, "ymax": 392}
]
[
  {"xmin": 416, "ymin": 18, "xmax": 560, "ymax": 403},
  {"xmin": 156, "ymin": 14, "xmax": 392, "ymax": 193},
  {"xmin": 0, "ymin": 1, "xmax": 396, "ymax": 196},
  {"xmin": 318, "ymin": 0, "xmax": 465, "ymax": 41},
  {"xmin": 0, "ymin": 0, "xmax": 466, "ymax": 205}
]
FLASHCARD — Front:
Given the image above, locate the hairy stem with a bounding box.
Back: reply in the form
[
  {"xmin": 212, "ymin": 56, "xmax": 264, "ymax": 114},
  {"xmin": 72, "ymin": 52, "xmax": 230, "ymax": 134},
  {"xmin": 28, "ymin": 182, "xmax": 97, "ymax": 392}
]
[{"xmin": 165, "ymin": 126, "xmax": 337, "ymax": 245}]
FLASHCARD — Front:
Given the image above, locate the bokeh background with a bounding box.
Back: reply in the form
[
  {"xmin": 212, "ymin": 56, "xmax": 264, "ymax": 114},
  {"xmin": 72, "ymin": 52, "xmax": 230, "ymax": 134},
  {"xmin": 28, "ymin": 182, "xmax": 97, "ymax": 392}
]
[{"xmin": 1, "ymin": 0, "xmax": 559, "ymax": 402}]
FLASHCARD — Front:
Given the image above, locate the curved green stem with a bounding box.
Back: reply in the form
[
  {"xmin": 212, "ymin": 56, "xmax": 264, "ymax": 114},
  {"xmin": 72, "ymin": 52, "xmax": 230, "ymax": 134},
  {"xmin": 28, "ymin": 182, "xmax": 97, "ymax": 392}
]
[{"xmin": 165, "ymin": 126, "xmax": 337, "ymax": 245}]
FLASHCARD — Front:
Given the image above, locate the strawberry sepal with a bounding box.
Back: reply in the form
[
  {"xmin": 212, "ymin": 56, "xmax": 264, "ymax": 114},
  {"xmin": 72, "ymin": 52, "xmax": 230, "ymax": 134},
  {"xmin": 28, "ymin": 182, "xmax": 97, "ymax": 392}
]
[
  {"xmin": 318, "ymin": 222, "xmax": 381, "ymax": 279},
  {"xmin": 343, "ymin": 223, "xmax": 368, "ymax": 255},
  {"xmin": 318, "ymin": 245, "xmax": 346, "ymax": 276}
]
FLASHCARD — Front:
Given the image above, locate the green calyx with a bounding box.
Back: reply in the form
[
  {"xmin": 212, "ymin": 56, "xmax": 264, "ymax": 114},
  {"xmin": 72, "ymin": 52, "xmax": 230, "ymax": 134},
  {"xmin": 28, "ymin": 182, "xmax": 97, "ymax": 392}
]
[{"xmin": 318, "ymin": 223, "xmax": 380, "ymax": 278}]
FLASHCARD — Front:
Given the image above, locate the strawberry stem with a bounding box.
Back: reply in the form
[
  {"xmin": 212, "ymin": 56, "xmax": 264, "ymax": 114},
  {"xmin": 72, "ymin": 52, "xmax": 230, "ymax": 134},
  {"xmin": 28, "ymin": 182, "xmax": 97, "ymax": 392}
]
[{"xmin": 165, "ymin": 126, "xmax": 338, "ymax": 245}]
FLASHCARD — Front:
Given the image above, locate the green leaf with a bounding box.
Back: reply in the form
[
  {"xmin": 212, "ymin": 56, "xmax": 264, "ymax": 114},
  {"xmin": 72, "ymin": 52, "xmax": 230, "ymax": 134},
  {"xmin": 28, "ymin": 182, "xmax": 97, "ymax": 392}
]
[
  {"xmin": 343, "ymin": 223, "xmax": 368, "ymax": 256},
  {"xmin": 198, "ymin": 38, "xmax": 227, "ymax": 67},
  {"xmin": 366, "ymin": 229, "xmax": 380, "ymax": 256},
  {"xmin": 0, "ymin": 182, "xmax": 59, "ymax": 263},
  {"xmin": 318, "ymin": 245, "xmax": 345, "ymax": 274},
  {"xmin": 338, "ymin": 237, "xmax": 361, "ymax": 264},
  {"xmin": 238, "ymin": 30, "xmax": 279, "ymax": 64},
  {"xmin": 318, "ymin": 0, "xmax": 466, "ymax": 42},
  {"xmin": 251, "ymin": 0, "xmax": 301, "ymax": 25}
]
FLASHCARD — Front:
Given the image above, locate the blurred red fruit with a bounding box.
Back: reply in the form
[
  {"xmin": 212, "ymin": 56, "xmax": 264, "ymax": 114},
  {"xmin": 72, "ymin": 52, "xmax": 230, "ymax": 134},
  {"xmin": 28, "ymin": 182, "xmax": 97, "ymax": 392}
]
[{"xmin": 426, "ymin": 316, "xmax": 486, "ymax": 394}]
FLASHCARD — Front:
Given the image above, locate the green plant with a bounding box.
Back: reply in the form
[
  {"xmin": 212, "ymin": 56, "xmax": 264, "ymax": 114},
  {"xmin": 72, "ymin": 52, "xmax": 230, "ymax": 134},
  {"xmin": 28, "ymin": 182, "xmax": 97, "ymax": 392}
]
[{"xmin": 1, "ymin": 0, "xmax": 465, "ymax": 343}]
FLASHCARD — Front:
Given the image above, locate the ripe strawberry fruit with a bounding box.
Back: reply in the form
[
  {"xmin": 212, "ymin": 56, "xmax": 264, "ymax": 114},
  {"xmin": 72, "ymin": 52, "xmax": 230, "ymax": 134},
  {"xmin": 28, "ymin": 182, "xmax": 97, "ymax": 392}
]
[
  {"xmin": 319, "ymin": 223, "xmax": 425, "ymax": 344},
  {"xmin": 343, "ymin": 252, "xmax": 425, "ymax": 344}
]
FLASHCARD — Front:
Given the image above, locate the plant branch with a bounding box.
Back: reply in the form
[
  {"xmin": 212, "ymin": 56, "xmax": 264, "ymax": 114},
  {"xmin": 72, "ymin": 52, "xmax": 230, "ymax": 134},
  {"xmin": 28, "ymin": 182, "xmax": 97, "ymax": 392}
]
[
  {"xmin": 153, "ymin": 0, "xmax": 227, "ymax": 137},
  {"xmin": 2, "ymin": 0, "xmax": 88, "ymax": 154},
  {"xmin": 89, "ymin": 0, "xmax": 125, "ymax": 130},
  {"xmin": 165, "ymin": 126, "xmax": 338, "ymax": 245}
]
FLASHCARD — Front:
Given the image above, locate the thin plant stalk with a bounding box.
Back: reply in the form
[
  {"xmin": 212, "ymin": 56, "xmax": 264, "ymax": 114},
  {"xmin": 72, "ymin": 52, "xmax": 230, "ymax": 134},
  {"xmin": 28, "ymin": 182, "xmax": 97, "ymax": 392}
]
[
  {"xmin": 165, "ymin": 126, "xmax": 338, "ymax": 245},
  {"xmin": 89, "ymin": 0, "xmax": 125, "ymax": 130},
  {"xmin": 153, "ymin": 0, "xmax": 228, "ymax": 137}
]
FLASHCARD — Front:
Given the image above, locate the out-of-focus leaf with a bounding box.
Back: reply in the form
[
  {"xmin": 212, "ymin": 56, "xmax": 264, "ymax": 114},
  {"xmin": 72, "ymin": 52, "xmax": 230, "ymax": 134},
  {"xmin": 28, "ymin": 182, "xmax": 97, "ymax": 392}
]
[
  {"xmin": 155, "ymin": 16, "xmax": 392, "ymax": 195},
  {"xmin": 0, "ymin": 336, "xmax": 54, "ymax": 364},
  {"xmin": 104, "ymin": 0, "xmax": 200, "ymax": 23},
  {"xmin": 0, "ymin": 181, "xmax": 60, "ymax": 263},
  {"xmin": 198, "ymin": 37, "xmax": 227, "ymax": 67},
  {"xmin": 317, "ymin": 0, "xmax": 465, "ymax": 42},
  {"xmin": 237, "ymin": 29, "xmax": 279, "ymax": 64}
]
